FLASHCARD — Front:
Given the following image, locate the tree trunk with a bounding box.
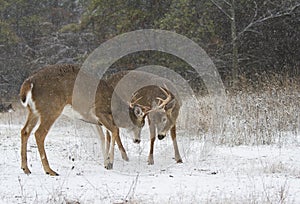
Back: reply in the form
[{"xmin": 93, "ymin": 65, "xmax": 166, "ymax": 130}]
[{"xmin": 231, "ymin": 0, "xmax": 239, "ymax": 84}]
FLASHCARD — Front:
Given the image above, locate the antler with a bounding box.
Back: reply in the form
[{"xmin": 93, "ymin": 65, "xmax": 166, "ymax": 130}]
[
  {"xmin": 129, "ymin": 93, "xmax": 143, "ymax": 108},
  {"xmin": 156, "ymin": 86, "xmax": 172, "ymax": 109},
  {"xmin": 129, "ymin": 93, "xmax": 151, "ymax": 113}
]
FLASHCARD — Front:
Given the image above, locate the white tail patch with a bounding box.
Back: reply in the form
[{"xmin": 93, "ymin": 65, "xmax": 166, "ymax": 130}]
[
  {"xmin": 21, "ymin": 83, "xmax": 32, "ymax": 107},
  {"xmin": 21, "ymin": 83, "xmax": 38, "ymax": 113}
]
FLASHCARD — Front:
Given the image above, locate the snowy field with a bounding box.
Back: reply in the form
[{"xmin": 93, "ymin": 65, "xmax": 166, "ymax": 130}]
[{"xmin": 0, "ymin": 106, "xmax": 300, "ymax": 204}]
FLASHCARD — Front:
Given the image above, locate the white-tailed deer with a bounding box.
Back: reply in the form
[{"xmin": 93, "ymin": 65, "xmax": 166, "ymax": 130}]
[
  {"xmin": 106, "ymin": 71, "xmax": 183, "ymax": 165},
  {"xmin": 20, "ymin": 64, "xmax": 148, "ymax": 175}
]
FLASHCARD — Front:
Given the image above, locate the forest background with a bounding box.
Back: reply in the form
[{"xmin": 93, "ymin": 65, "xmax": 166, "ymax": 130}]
[{"xmin": 0, "ymin": 0, "xmax": 299, "ymax": 102}]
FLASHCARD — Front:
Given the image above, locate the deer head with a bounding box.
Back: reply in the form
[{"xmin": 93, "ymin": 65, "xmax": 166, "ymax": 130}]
[
  {"xmin": 148, "ymin": 86, "xmax": 179, "ymax": 140},
  {"xmin": 128, "ymin": 94, "xmax": 150, "ymax": 143}
]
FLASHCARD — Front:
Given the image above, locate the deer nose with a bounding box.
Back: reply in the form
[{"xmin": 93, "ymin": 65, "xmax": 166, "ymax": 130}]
[
  {"xmin": 158, "ymin": 134, "xmax": 165, "ymax": 140},
  {"xmin": 133, "ymin": 139, "xmax": 141, "ymax": 144}
]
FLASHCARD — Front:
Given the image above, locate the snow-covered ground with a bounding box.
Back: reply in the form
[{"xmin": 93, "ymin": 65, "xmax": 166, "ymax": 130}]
[{"xmin": 0, "ymin": 110, "xmax": 299, "ymax": 204}]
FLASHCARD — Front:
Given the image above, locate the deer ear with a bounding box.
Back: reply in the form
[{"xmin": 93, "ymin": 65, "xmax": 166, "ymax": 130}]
[
  {"xmin": 134, "ymin": 106, "xmax": 144, "ymax": 118},
  {"xmin": 165, "ymin": 99, "xmax": 176, "ymax": 113}
]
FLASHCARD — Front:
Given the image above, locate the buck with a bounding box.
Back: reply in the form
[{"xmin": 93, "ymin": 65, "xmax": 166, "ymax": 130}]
[
  {"xmin": 106, "ymin": 71, "xmax": 183, "ymax": 165},
  {"xmin": 20, "ymin": 64, "xmax": 149, "ymax": 176}
]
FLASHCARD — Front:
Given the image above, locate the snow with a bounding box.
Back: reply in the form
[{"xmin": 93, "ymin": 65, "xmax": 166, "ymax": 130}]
[{"xmin": 0, "ymin": 111, "xmax": 300, "ymax": 204}]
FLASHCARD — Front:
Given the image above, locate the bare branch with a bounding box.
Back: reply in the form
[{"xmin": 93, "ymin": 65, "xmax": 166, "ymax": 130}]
[
  {"xmin": 237, "ymin": 2, "xmax": 300, "ymax": 39},
  {"xmin": 236, "ymin": 1, "xmax": 258, "ymax": 39},
  {"xmin": 222, "ymin": 0, "xmax": 231, "ymax": 7},
  {"xmin": 210, "ymin": 0, "xmax": 233, "ymax": 20},
  {"xmin": 257, "ymin": 4, "xmax": 299, "ymax": 23}
]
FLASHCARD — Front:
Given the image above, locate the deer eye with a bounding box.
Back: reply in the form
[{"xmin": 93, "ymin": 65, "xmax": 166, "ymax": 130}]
[{"xmin": 162, "ymin": 117, "xmax": 167, "ymax": 123}]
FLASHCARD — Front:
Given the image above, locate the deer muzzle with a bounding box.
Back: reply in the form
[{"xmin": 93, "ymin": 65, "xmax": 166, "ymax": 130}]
[{"xmin": 158, "ymin": 134, "xmax": 166, "ymax": 140}]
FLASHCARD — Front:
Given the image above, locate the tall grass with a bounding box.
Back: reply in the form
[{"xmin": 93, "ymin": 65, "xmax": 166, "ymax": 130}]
[
  {"xmin": 1, "ymin": 72, "xmax": 299, "ymax": 147},
  {"xmin": 179, "ymin": 73, "xmax": 300, "ymax": 146}
]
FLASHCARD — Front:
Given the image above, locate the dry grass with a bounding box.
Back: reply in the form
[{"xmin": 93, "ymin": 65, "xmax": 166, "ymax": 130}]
[
  {"xmin": 179, "ymin": 73, "xmax": 300, "ymax": 146},
  {"xmin": 2, "ymin": 73, "xmax": 299, "ymax": 147}
]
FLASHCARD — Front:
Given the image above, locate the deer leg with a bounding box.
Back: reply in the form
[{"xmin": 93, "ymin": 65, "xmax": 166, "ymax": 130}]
[
  {"xmin": 114, "ymin": 131, "xmax": 129, "ymax": 161},
  {"xmin": 171, "ymin": 125, "xmax": 182, "ymax": 163},
  {"xmin": 35, "ymin": 115, "xmax": 60, "ymax": 176},
  {"xmin": 21, "ymin": 110, "xmax": 39, "ymax": 175},
  {"xmin": 104, "ymin": 128, "xmax": 118, "ymax": 170},
  {"xmin": 105, "ymin": 130, "xmax": 110, "ymax": 156},
  {"xmin": 148, "ymin": 118, "xmax": 156, "ymax": 165},
  {"xmin": 106, "ymin": 130, "xmax": 129, "ymax": 162},
  {"xmin": 95, "ymin": 126, "xmax": 107, "ymax": 162}
]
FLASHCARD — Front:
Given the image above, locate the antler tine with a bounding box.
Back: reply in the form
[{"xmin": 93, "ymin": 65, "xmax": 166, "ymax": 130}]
[
  {"xmin": 133, "ymin": 96, "xmax": 143, "ymax": 104},
  {"xmin": 129, "ymin": 92, "xmax": 143, "ymax": 108},
  {"xmin": 142, "ymin": 104, "xmax": 152, "ymax": 114},
  {"xmin": 159, "ymin": 84, "xmax": 169, "ymax": 96},
  {"xmin": 130, "ymin": 92, "xmax": 138, "ymax": 100},
  {"xmin": 129, "ymin": 93, "xmax": 152, "ymax": 114},
  {"xmin": 156, "ymin": 85, "xmax": 172, "ymax": 109}
]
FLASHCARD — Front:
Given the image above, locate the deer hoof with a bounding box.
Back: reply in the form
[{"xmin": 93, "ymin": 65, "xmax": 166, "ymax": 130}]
[
  {"xmin": 46, "ymin": 170, "xmax": 59, "ymax": 176},
  {"xmin": 22, "ymin": 167, "xmax": 31, "ymax": 175},
  {"xmin": 148, "ymin": 157, "xmax": 154, "ymax": 165},
  {"xmin": 105, "ymin": 163, "xmax": 113, "ymax": 170},
  {"xmin": 122, "ymin": 153, "xmax": 129, "ymax": 162}
]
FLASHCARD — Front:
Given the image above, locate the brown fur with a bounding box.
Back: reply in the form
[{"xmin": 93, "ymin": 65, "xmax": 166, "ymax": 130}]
[
  {"xmin": 20, "ymin": 64, "xmax": 147, "ymax": 175},
  {"xmin": 106, "ymin": 70, "xmax": 182, "ymax": 165}
]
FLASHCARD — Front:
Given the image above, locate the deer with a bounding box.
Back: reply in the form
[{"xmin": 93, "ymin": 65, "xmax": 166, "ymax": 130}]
[
  {"xmin": 19, "ymin": 64, "xmax": 149, "ymax": 176},
  {"xmin": 106, "ymin": 70, "xmax": 183, "ymax": 165}
]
